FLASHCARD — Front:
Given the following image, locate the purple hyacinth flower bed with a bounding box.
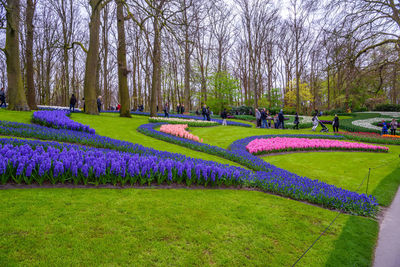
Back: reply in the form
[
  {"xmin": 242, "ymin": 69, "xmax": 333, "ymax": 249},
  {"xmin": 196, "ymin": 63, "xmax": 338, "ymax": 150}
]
[
  {"xmin": 33, "ymin": 110, "xmax": 95, "ymax": 134},
  {"xmin": 0, "ymin": 139, "xmax": 248, "ymax": 187},
  {"xmin": 0, "ymin": 118, "xmax": 379, "ymax": 216},
  {"xmin": 0, "ymin": 136, "xmax": 378, "ymax": 216}
]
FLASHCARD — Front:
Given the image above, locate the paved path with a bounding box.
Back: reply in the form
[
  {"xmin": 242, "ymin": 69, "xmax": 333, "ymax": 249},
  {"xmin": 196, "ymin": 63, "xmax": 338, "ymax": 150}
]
[{"xmin": 374, "ymin": 186, "xmax": 400, "ymax": 267}]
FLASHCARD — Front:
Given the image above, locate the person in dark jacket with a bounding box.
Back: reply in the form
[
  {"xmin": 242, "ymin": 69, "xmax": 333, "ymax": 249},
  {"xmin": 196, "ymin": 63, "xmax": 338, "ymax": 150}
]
[
  {"xmin": 260, "ymin": 109, "xmax": 268, "ymax": 128},
  {"xmin": 255, "ymin": 108, "xmax": 261, "ymax": 128},
  {"xmin": 164, "ymin": 102, "xmax": 169, "ymax": 118},
  {"xmin": 176, "ymin": 104, "xmax": 180, "ymax": 114},
  {"xmin": 181, "ymin": 104, "xmax": 185, "ymax": 114},
  {"xmin": 97, "ymin": 96, "xmax": 102, "ymax": 113},
  {"xmin": 293, "ymin": 112, "xmax": 299, "ymax": 129},
  {"xmin": 69, "ymin": 94, "xmax": 77, "ymax": 112},
  {"xmin": 332, "ymin": 114, "xmax": 339, "ymax": 132},
  {"xmin": 221, "ymin": 108, "xmax": 228, "ymax": 126},
  {"xmin": 0, "ymin": 87, "xmax": 6, "ymax": 108},
  {"xmin": 278, "ymin": 109, "xmax": 285, "ymax": 129},
  {"xmin": 202, "ymin": 105, "xmax": 207, "ymax": 120},
  {"xmin": 206, "ymin": 107, "xmax": 211, "ymax": 121}
]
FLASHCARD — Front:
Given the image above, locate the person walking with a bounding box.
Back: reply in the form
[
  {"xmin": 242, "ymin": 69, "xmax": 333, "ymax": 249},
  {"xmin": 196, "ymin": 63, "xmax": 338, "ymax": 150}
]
[
  {"xmin": 278, "ymin": 109, "xmax": 285, "ymax": 129},
  {"xmin": 293, "ymin": 112, "xmax": 299, "ymax": 130},
  {"xmin": 181, "ymin": 104, "xmax": 185, "ymax": 114},
  {"xmin": 97, "ymin": 96, "xmax": 102, "ymax": 113},
  {"xmin": 0, "ymin": 88, "xmax": 6, "ymax": 108},
  {"xmin": 221, "ymin": 108, "xmax": 228, "ymax": 126},
  {"xmin": 273, "ymin": 114, "xmax": 279, "ymax": 128},
  {"xmin": 267, "ymin": 111, "xmax": 272, "ymax": 128},
  {"xmin": 332, "ymin": 114, "xmax": 340, "ymax": 132},
  {"xmin": 390, "ymin": 118, "xmax": 397, "ymax": 135},
  {"xmin": 255, "ymin": 108, "xmax": 261, "ymax": 128},
  {"xmin": 176, "ymin": 104, "xmax": 180, "ymax": 114},
  {"xmin": 69, "ymin": 94, "xmax": 77, "ymax": 112},
  {"xmin": 164, "ymin": 102, "xmax": 170, "ymax": 118},
  {"xmin": 206, "ymin": 107, "xmax": 211, "ymax": 121},
  {"xmin": 261, "ymin": 108, "xmax": 268, "ymax": 128},
  {"xmin": 202, "ymin": 104, "xmax": 207, "ymax": 120}
]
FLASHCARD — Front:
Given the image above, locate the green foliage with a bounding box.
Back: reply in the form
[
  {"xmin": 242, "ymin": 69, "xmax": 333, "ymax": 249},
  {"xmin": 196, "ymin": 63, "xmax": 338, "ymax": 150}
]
[
  {"xmin": 206, "ymin": 71, "xmax": 241, "ymax": 114},
  {"xmin": 374, "ymin": 104, "xmax": 400, "ymax": 112},
  {"xmin": 284, "ymin": 80, "xmax": 313, "ymax": 108}
]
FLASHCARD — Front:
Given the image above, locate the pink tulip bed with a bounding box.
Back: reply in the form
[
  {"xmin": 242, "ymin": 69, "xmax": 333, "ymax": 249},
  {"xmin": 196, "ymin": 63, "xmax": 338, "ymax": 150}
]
[
  {"xmin": 160, "ymin": 124, "xmax": 203, "ymax": 143},
  {"xmin": 246, "ymin": 137, "xmax": 389, "ymax": 155}
]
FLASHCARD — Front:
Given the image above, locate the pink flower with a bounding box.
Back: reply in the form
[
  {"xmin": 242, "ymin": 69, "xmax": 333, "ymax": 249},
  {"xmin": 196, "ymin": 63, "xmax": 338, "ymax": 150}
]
[
  {"xmin": 160, "ymin": 124, "xmax": 203, "ymax": 143},
  {"xmin": 246, "ymin": 137, "xmax": 389, "ymax": 154}
]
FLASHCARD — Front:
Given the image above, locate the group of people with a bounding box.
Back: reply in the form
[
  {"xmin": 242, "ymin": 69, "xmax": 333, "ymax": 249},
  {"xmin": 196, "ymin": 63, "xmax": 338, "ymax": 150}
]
[
  {"xmin": 255, "ymin": 109, "xmax": 287, "ymax": 129},
  {"xmin": 202, "ymin": 104, "xmax": 212, "ymax": 121},
  {"xmin": 382, "ymin": 118, "xmax": 398, "ymax": 135},
  {"xmin": 69, "ymin": 94, "xmax": 102, "ymax": 113},
  {"xmin": 176, "ymin": 104, "xmax": 185, "ymax": 114}
]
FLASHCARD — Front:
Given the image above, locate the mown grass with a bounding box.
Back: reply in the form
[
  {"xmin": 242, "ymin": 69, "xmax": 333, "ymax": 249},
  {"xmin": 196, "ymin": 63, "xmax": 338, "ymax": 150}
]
[
  {"xmin": 0, "ymin": 189, "xmax": 378, "ymax": 266},
  {"xmin": 0, "ymin": 109, "xmax": 391, "ymax": 265}
]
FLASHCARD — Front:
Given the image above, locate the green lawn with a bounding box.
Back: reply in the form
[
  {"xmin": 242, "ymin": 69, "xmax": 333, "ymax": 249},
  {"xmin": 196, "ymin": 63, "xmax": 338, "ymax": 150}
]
[
  {"xmin": 0, "ymin": 109, "xmax": 394, "ymax": 265},
  {"xmin": 263, "ymin": 148, "xmax": 400, "ymax": 206},
  {"xmin": 0, "ymin": 189, "xmax": 377, "ymax": 266}
]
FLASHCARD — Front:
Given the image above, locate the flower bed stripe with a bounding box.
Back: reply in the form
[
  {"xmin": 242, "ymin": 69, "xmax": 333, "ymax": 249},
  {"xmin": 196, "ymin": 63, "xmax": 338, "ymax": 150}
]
[
  {"xmin": 246, "ymin": 137, "xmax": 388, "ymax": 155},
  {"xmin": 149, "ymin": 117, "xmax": 218, "ymax": 127},
  {"xmin": 33, "ymin": 110, "xmax": 95, "ymax": 134}
]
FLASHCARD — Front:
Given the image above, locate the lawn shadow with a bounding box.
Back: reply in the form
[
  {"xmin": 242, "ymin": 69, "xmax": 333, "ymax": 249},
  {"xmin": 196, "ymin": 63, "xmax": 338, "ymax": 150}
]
[{"xmin": 323, "ymin": 166, "xmax": 400, "ymax": 266}]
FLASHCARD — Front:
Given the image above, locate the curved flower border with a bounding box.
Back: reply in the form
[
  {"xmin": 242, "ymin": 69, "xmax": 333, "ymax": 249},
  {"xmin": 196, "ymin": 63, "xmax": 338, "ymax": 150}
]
[{"xmin": 137, "ymin": 123, "xmax": 378, "ymax": 215}]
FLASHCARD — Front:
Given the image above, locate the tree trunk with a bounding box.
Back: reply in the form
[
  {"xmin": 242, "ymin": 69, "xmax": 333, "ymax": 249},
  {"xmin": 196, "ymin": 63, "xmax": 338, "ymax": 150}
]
[
  {"xmin": 25, "ymin": 0, "xmax": 37, "ymax": 109},
  {"xmin": 83, "ymin": 0, "xmax": 102, "ymax": 115},
  {"xmin": 116, "ymin": 0, "xmax": 131, "ymax": 117},
  {"xmin": 327, "ymin": 67, "xmax": 330, "ymax": 109},
  {"xmin": 102, "ymin": 5, "xmax": 109, "ymax": 110},
  {"xmin": 6, "ymin": 0, "xmax": 29, "ymax": 111},
  {"xmin": 150, "ymin": 17, "xmax": 161, "ymax": 117}
]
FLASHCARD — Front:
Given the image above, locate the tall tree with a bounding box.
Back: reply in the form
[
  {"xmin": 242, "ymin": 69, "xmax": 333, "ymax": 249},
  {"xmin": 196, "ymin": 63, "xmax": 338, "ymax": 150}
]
[
  {"xmin": 83, "ymin": 0, "xmax": 102, "ymax": 115},
  {"xmin": 25, "ymin": 0, "xmax": 37, "ymax": 109},
  {"xmin": 116, "ymin": 0, "xmax": 131, "ymax": 117},
  {"xmin": 4, "ymin": 0, "xmax": 29, "ymax": 111}
]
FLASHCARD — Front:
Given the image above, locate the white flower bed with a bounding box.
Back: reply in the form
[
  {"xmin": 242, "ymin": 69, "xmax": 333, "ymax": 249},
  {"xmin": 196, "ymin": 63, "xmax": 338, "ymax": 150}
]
[
  {"xmin": 149, "ymin": 117, "xmax": 219, "ymax": 126},
  {"xmin": 37, "ymin": 105, "xmax": 81, "ymax": 111},
  {"xmin": 352, "ymin": 117, "xmax": 391, "ymax": 131},
  {"xmin": 284, "ymin": 115, "xmax": 313, "ymax": 125}
]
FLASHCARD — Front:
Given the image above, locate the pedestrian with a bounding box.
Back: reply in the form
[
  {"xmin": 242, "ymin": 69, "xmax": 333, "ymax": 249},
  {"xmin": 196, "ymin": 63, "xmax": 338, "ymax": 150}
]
[
  {"xmin": 255, "ymin": 108, "xmax": 261, "ymax": 128},
  {"xmin": 332, "ymin": 114, "xmax": 339, "ymax": 132},
  {"xmin": 181, "ymin": 104, "xmax": 185, "ymax": 114},
  {"xmin": 267, "ymin": 111, "xmax": 272, "ymax": 128},
  {"xmin": 382, "ymin": 121, "xmax": 388, "ymax": 135},
  {"xmin": 221, "ymin": 108, "xmax": 228, "ymax": 126},
  {"xmin": 293, "ymin": 112, "xmax": 299, "ymax": 130},
  {"xmin": 278, "ymin": 109, "xmax": 285, "ymax": 129},
  {"xmin": 312, "ymin": 115, "xmax": 319, "ymax": 131},
  {"xmin": 273, "ymin": 114, "xmax": 279, "ymax": 128},
  {"xmin": 176, "ymin": 104, "xmax": 180, "ymax": 114},
  {"xmin": 206, "ymin": 107, "xmax": 211, "ymax": 121},
  {"xmin": 69, "ymin": 94, "xmax": 77, "ymax": 112},
  {"xmin": 97, "ymin": 96, "xmax": 102, "ymax": 113},
  {"xmin": 202, "ymin": 104, "xmax": 207, "ymax": 120},
  {"xmin": 0, "ymin": 87, "xmax": 6, "ymax": 108},
  {"xmin": 164, "ymin": 102, "xmax": 169, "ymax": 118},
  {"xmin": 261, "ymin": 108, "xmax": 268, "ymax": 128},
  {"xmin": 195, "ymin": 109, "xmax": 200, "ymax": 116},
  {"xmin": 390, "ymin": 118, "xmax": 397, "ymax": 135}
]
